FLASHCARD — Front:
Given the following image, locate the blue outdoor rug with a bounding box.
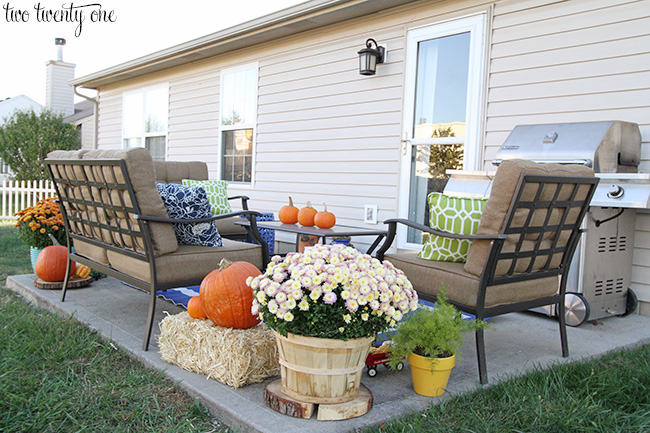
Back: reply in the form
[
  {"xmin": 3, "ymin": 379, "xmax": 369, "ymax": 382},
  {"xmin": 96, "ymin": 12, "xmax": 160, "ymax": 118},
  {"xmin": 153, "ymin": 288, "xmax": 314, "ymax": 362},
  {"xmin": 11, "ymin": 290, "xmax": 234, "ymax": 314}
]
[{"xmin": 157, "ymin": 286, "xmax": 200, "ymax": 308}]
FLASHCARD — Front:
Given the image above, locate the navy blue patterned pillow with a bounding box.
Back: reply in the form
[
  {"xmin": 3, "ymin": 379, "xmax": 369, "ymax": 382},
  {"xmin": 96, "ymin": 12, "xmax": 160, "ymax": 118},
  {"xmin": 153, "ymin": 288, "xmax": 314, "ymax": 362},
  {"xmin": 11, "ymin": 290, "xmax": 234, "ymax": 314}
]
[{"xmin": 156, "ymin": 183, "xmax": 222, "ymax": 247}]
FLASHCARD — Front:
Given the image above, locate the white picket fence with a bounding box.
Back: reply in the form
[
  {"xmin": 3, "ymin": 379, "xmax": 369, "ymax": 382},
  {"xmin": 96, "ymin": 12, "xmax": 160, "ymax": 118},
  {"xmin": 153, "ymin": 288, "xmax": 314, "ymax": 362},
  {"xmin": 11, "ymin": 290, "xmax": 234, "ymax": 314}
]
[{"xmin": 0, "ymin": 179, "xmax": 57, "ymax": 219}]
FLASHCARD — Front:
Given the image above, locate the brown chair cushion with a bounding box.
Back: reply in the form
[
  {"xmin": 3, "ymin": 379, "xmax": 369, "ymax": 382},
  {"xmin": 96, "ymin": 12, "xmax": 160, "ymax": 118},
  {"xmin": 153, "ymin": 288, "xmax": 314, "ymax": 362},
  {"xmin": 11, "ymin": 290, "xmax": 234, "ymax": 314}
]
[
  {"xmin": 154, "ymin": 161, "xmax": 209, "ymax": 184},
  {"xmin": 386, "ymin": 251, "xmax": 559, "ymax": 308},
  {"xmin": 106, "ymin": 239, "xmax": 264, "ymax": 285},
  {"xmin": 81, "ymin": 148, "xmax": 179, "ymax": 256},
  {"xmin": 464, "ymin": 159, "xmax": 595, "ymax": 277}
]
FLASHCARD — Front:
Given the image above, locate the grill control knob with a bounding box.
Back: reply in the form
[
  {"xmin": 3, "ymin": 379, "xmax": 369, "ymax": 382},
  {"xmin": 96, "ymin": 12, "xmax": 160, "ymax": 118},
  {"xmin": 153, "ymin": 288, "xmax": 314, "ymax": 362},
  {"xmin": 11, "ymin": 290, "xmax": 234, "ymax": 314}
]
[{"xmin": 607, "ymin": 184, "xmax": 624, "ymax": 199}]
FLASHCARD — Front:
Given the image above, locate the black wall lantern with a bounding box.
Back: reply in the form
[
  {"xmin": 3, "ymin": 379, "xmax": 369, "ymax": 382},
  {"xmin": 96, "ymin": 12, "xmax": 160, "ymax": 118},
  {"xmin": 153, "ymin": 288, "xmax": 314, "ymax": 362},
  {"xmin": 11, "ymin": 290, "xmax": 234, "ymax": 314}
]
[{"xmin": 358, "ymin": 38, "xmax": 385, "ymax": 76}]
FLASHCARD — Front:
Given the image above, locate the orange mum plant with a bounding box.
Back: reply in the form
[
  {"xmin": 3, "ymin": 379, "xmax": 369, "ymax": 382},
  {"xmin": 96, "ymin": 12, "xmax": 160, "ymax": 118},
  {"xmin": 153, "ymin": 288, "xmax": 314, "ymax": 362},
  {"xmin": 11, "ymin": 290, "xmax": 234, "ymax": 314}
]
[{"xmin": 14, "ymin": 197, "xmax": 67, "ymax": 249}]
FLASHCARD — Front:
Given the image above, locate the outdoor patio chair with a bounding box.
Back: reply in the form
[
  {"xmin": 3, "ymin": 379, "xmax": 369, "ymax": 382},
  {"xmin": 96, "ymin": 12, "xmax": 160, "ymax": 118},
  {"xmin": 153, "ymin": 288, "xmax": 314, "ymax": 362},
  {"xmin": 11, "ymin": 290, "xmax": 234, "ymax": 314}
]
[
  {"xmin": 376, "ymin": 159, "xmax": 599, "ymax": 384},
  {"xmin": 46, "ymin": 148, "xmax": 269, "ymax": 351}
]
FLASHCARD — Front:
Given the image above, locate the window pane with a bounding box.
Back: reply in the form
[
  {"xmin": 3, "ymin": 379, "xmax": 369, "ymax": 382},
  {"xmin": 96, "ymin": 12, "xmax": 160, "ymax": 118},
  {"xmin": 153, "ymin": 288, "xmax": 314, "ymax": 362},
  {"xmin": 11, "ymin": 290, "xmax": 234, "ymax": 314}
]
[
  {"xmin": 124, "ymin": 137, "xmax": 143, "ymax": 148},
  {"xmin": 407, "ymin": 143, "xmax": 464, "ymax": 243},
  {"xmin": 145, "ymin": 88, "xmax": 168, "ymax": 133},
  {"xmin": 413, "ymin": 32, "xmax": 470, "ymax": 139},
  {"xmin": 221, "ymin": 68, "xmax": 257, "ymax": 125},
  {"xmin": 145, "ymin": 136, "xmax": 166, "ymax": 161},
  {"xmin": 222, "ymin": 129, "xmax": 252, "ymax": 183}
]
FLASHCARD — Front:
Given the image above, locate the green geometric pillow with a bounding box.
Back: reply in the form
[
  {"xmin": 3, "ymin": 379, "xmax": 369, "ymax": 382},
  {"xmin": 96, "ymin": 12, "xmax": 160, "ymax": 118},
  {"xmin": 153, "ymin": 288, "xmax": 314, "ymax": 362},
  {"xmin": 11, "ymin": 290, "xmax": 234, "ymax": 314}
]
[
  {"xmin": 181, "ymin": 179, "xmax": 232, "ymax": 215},
  {"xmin": 418, "ymin": 193, "xmax": 488, "ymax": 262}
]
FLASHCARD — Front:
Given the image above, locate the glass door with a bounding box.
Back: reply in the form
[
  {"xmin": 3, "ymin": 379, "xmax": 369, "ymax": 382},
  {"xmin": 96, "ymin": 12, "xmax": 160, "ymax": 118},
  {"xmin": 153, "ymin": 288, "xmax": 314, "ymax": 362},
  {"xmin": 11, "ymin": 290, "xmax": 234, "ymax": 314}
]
[{"xmin": 398, "ymin": 14, "xmax": 486, "ymax": 247}]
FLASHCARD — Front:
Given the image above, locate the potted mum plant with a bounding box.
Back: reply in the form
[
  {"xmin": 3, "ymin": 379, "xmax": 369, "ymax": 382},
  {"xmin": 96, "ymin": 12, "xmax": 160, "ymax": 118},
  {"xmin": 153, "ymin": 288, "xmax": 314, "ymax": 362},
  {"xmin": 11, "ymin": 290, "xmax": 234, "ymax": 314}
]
[
  {"xmin": 14, "ymin": 197, "xmax": 67, "ymax": 271},
  {"xmin": 248, "ymin": 243, "xmax": 418, "ymax": 403},
  {"xmin": 388, "ymin": 286, "xmax": 486, "ymax": 397}
]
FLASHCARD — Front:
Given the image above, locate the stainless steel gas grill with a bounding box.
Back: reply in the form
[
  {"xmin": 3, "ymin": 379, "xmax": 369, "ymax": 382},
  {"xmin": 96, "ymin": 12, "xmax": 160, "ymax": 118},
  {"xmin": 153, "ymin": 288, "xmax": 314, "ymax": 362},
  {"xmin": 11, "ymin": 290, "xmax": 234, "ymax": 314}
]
[{"xmin": 444, "ymin": 121, "xmax": 650, "ymax": 326}]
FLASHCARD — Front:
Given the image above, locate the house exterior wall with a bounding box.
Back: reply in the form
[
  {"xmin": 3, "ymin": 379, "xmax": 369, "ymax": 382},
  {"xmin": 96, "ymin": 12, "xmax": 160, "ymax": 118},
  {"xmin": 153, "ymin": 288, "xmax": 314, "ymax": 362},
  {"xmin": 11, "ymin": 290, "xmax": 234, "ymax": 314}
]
[
  {"xmin": 487, "ymin": 0, "xmax": 650, "ymax": 309},
  {"xmin": 92, "ymin": 0, "xmax": 650, "ymax": 309},
  {"xmin": 71, "ymin": 114, "xmax": 95, "ymax": 150}
]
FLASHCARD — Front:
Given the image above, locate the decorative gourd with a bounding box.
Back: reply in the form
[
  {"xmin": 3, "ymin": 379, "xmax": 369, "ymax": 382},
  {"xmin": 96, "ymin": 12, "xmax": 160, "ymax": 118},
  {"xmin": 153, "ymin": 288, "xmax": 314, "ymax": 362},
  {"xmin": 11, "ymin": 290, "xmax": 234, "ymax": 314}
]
[
  {"xmin": 279, "ymin": 196, "xmax": 299, "ymax": 224},
  {"xmin": 187, "ymin": 296, "xmax": 208, "ymax": 319},
  {"xmin": 35, "ymin": 245, "xmax": 76, "ymax": 282},
  {"xmin": 200, "ymin": 259, "xmax": 261, "ymax": 329},
  {"xmin": 297, "ymin": 201, "xmax": 318, "ymax": 227},
  {"xmin": 75, "ymin": 264, "xmax": 91, "ymax": 279},
  {"xmin": 314, "ymin": 203, "xmax": 336, "ymax": 229}
]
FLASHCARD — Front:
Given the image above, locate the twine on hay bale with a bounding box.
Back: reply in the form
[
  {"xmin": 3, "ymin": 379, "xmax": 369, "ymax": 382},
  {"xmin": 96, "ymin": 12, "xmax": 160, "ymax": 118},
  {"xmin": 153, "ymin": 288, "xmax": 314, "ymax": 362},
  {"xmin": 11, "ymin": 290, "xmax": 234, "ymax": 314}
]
[{"xmin": 158, "ymin": 312, "xmax": 279, "ymax": 388}]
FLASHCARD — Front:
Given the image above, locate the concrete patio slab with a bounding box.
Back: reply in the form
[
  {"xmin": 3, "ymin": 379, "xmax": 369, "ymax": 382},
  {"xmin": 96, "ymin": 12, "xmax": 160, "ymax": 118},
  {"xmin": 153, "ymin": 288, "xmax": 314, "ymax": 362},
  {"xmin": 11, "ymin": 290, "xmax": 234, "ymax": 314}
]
[{"xmin": 6, "ymin": 273, "xmax": 650, "ymax": 433}]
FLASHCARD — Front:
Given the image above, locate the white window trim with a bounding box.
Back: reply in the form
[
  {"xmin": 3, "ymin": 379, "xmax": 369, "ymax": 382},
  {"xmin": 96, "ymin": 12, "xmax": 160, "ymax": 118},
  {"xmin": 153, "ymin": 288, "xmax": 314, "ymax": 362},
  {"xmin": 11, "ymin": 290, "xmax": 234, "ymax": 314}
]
[
  {"xmin": 219, "ymin": 62, "xmax": 259, "ymax": 188},
  {"xmin": 397, "ymin": 13, "xmax": 487, "ymax": 251},
  {"xmin": 122, "ymin": 83, "xmax": 169, "ymax": 160}
]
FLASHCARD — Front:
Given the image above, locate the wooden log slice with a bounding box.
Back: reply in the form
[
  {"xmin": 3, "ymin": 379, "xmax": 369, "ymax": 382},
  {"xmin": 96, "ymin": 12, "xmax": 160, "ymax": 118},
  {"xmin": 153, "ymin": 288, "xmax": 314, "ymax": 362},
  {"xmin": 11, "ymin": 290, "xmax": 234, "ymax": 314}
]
[
  {"xmin": 34, "ymin": 276, "xmax": 93, "ymax": 290},
  {"xmin": 264, "ymin": 379, "xmax": 315, "ymax": 419},
  {"xmin": 317, "ymin": 384, "xmax": 373, "ymax": 421}
]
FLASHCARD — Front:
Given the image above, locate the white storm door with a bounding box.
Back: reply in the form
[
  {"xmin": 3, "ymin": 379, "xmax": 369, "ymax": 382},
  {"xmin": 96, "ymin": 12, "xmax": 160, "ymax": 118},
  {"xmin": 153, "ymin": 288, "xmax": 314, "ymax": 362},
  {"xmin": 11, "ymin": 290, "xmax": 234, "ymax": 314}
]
[{"xmin": 398, "ymin": 14, "xmax": 486, "ymax": 249}]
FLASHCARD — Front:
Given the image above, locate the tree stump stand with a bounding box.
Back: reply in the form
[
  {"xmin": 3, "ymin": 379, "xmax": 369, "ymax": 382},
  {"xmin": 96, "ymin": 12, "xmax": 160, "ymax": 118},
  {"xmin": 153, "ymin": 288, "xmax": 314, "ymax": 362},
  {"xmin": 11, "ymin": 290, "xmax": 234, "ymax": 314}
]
[{"xmin": 264, "ymin": 379, "xmax": 373, "ymax": 420}]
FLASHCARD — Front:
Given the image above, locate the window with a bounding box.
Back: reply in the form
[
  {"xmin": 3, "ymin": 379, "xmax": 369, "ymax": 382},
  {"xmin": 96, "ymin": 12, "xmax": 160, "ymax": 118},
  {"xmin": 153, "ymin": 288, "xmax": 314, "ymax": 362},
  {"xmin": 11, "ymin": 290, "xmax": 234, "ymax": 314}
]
[
  {"xmin": 220, "ymin": 64, "xmax": 258, "ymax": 184},
  {"xmin": 123, "ymin": 85, "xmax": 168, "ymax": 161},
  {"xmin": 399, "ymin": 14, "xmax": 486, "ymax": 247}
]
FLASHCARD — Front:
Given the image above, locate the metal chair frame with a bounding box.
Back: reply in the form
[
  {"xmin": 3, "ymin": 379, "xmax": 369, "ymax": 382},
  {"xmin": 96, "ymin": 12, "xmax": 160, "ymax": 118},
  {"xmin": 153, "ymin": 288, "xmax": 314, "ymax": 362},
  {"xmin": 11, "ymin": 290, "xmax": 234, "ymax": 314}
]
[
  {"xmin": 46, "ymin": 157, "xmax": 269, "ymax": 350},
  {"xmin": 377, "ymin": 174, "xmax": 599, "ymax": 384}
]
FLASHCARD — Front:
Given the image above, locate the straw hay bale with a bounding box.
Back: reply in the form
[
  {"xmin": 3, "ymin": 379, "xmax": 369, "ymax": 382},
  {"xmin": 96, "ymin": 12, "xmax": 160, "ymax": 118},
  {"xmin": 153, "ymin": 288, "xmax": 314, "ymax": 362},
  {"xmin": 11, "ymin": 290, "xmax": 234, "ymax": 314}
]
[{"xmin": 158, "ymin": 312, "xmax": 279, "ymax": 388}]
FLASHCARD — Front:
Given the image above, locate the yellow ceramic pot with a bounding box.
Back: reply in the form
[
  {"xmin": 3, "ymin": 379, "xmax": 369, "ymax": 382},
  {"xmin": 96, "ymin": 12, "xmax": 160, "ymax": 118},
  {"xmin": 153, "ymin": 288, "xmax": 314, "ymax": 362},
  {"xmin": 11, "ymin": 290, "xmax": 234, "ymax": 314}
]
[{"xmin": 408, "ymin": 352, "xmax": 456, "ymax": 397}]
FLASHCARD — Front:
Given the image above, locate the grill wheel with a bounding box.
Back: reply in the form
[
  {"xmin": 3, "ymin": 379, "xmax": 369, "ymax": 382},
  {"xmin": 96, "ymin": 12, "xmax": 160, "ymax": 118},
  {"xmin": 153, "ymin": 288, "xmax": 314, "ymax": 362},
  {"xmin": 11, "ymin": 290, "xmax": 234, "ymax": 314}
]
[{"xmin": 564, "ymin": 292, "xmax": 590, "ymax": 327}]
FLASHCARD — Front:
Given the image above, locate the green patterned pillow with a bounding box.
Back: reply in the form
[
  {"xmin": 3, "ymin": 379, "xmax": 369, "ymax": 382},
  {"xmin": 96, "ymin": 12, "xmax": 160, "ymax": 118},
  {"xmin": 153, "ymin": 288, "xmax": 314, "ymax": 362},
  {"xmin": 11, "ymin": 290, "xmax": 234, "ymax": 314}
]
[
  {"xmin": 418, "ymin": 193, "xmax": 488, "ymax": 262},
  {"xmin": 181, "ymin": 179, "xmax": 232, "ymax": 215}
]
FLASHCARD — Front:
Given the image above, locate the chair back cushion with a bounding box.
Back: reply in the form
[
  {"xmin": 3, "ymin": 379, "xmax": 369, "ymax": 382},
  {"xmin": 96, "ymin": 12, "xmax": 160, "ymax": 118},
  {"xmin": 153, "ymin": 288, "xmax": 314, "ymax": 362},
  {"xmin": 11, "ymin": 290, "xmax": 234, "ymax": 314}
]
[
  {"xmin": 47, "ymin": 148, "xmax": 179, "ymax": 257},
  {"xmin": 464, "ymin": 159, "xmax": 595, "ymax": 277},
  {"xmin": 153, "ymin": 160, "xmax": 208, "ymax": 184}
]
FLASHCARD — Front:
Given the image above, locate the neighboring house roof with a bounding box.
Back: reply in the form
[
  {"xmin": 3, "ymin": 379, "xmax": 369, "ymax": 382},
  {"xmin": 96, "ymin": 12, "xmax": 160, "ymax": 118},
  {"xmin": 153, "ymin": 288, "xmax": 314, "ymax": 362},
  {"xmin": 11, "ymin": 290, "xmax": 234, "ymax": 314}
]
[
  {"xmin": 0, "ymin": 95, "xmax": 43, "ymax": 123},
  {"xmin": 64, "ymin": 99, "xmax": 94, "ymax": 123},
  {"xmin": 72, "ymin": 0, "xmax": 418, "ymax": 89}
]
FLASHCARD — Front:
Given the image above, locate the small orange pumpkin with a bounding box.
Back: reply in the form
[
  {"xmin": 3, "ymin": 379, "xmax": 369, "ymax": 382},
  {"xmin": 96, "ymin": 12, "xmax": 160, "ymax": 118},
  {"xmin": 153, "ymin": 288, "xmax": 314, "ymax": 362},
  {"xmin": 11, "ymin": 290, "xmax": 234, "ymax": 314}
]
[
  {"xmin": 279, "ymin": 196, "xmax": 299, "ymax": 224},
  {"xmin": 35, "ymin": 245, "xmax": 76, "ymax": 282},
  {"xmin": 200, "ymin": 259, "xmax": 261, "ymax": 329},
  {"xmin": 187, "ymin": 296, "xmax": 208, "ymax": 319},
  {"xmin": 75, "ymin": 264, "xmax": 91, "ymax": 279},
  {"xmin": 297, "ymin": 201, "xmax": 318, "ymax": 227},
  {"xmin": 314, "ymin": 203, "xmax": 336, "ymax": 229}
]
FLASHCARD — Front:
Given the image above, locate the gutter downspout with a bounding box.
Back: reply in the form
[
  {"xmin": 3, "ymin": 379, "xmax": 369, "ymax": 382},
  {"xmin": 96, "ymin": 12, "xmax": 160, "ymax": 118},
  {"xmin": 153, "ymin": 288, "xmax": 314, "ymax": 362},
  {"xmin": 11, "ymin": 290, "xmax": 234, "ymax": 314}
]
[{"xmin": 73, "ymin": 85, "xmax": 99, "ymax": 150}]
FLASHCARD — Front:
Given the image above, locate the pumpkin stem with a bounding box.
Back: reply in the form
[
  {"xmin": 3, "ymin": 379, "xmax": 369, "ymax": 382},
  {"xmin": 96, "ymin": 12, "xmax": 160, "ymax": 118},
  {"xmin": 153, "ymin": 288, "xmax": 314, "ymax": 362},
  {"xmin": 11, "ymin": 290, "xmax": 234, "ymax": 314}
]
[
  {"xmin": 219, "ymin": 258, "xmax": 233, "ymax": 270},
  {"xmin": 323, "ymin": 202, "xmax": 328, "ymax": 212},
  {"xmin": 288, "ymin": 196, "xmax": 294, "ymax": 207},
  {"xmin": 306, "ymin": 201, "xmax": 313, "ymax": 208},
  {"xmin": 47, "ymin": 233, "xmax": 61, "ymax": 246}
]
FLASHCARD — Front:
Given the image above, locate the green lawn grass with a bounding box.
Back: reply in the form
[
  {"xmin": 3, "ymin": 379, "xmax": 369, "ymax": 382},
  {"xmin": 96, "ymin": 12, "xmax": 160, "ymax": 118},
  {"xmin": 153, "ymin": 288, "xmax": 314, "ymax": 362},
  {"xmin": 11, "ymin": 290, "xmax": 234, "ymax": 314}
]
[
  {"xmin": 0, "ymin": 221, "xmax": 226, "ymax": 433},
  {"xmin": 2, "ymin": 220, "xmax": 649, "ymax": 432}
]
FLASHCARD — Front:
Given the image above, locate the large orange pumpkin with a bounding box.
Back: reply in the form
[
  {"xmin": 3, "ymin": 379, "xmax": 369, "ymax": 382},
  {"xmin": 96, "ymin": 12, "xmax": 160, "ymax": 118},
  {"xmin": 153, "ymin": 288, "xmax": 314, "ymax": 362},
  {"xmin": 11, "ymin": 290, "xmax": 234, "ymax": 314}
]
[
  {"xmin": 279, "ymin": 196, "xmax": 299, "ymax": 224},
  {"xmin": 187, "ymin": 296, "xmax": 208, "ymax": 319},
  {"xmin": 314, "ymin": 203, "xmax": 336, "ymax": 229},
  {"xmin": 200, "ymin": 259, "xmax": 261, "ymax": 329},
  {"xmin": 297, "ymin": 201, "xmax": 318, "ymax": 227},
  {"xmin": 35, "ymin": 245, "xmax": 76, "ymax": 282}
]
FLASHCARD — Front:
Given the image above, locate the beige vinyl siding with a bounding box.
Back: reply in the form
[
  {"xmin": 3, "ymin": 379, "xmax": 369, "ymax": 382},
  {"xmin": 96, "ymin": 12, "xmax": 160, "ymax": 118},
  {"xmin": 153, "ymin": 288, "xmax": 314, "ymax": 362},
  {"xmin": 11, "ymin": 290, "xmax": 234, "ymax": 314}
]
[
  {"xmin": 90, "ymin": 0, "xmax": 650, "ymax": 305},
  {"xmin": 487, "ymin": 0, "xmax": 650, "ymax": 304},
  {"xmin": 168, "ymin": 68, "xmax": 221, "ymax": 169}
]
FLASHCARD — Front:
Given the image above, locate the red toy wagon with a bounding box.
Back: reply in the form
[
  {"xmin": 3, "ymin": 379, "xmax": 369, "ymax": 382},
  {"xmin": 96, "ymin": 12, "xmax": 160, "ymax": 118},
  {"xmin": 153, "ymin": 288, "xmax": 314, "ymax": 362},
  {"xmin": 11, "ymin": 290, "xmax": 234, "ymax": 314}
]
[{"xmin": 365, "ymin": 342, "xmax": 404, "ymax": 377}]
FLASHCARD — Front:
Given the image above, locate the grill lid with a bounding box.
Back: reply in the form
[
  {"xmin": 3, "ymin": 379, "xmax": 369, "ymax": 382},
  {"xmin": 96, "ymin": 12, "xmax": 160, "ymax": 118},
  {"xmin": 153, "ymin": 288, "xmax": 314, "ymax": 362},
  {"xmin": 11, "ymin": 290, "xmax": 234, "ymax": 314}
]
[{"xmin": 493, "ymin": 121, "xmax": 641, "ymax": 173}]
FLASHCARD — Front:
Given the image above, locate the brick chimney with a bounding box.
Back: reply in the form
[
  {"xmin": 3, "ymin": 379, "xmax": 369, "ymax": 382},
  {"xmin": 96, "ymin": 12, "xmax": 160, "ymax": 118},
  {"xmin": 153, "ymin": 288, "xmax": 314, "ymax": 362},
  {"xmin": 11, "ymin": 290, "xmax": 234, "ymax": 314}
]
[{"xmin": 45, "ymin": 38, "xmax": 75, "ymax": 117}]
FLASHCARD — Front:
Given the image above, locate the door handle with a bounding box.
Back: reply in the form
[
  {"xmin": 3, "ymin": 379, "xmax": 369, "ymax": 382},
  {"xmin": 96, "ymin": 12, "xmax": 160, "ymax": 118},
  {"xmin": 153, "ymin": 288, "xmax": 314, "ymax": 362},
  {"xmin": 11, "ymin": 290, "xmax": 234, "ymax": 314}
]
[{"xmin": 400, "ymin": 132, "xmax": 411, "ymax": 155}]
